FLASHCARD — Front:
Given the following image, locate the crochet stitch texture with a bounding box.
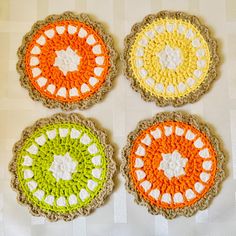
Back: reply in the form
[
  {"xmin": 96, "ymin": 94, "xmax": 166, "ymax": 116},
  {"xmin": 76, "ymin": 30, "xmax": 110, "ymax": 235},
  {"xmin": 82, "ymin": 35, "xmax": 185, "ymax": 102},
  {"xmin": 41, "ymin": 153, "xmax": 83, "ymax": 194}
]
[
  {"xmin": 121, "ymin": 111, "xmax": 225, "ymax": 219},
  {"xmin": 17, "ymin": 12, "xmax": 118, "ymax": 110},
  {"xmin": 124, "ymin": 11, "xmax": 219, "ymax": 106},
  {"xmin": 9, "ymin": 113, "xmax": 116, "ymax": 221}
]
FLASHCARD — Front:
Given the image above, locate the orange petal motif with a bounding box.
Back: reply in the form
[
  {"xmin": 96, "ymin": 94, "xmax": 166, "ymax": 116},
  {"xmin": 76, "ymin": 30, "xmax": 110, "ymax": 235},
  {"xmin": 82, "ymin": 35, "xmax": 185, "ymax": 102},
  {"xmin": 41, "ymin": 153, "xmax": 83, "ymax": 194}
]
[
  {"xmin": 18, "ymin": 12, "xmax": 117, "ymax": 110},
  {"xmin": 121, "ymin": 112, "xmax": 225, "ymax": 219}
]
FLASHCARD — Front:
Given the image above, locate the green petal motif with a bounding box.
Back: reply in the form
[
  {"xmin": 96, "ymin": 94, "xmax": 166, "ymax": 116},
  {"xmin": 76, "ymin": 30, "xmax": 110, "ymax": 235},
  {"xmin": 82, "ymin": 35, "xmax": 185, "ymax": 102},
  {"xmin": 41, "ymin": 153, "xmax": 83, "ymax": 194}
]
[{"xmin": 10, "ymin": 113, "xmax": 115, "ymax": 221}]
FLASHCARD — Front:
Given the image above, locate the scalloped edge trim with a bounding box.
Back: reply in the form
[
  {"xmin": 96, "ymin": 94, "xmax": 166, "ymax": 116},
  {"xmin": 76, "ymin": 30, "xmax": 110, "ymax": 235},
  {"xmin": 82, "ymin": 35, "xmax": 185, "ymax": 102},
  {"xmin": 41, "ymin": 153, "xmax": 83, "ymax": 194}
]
[
  {"xmin": 9, "ymin": 113, "xmax": 116, "ymax": 221},
  {"xmin": 121, "ymin": 111, "xmax": 225, "ymax": 219},
  {"xmin": 17, "ymin": 11, "xmax": 118, "ymax": 110},
  {"xmin": 123, "ymin": 11, "xmax": 220, "ymax": 107}
]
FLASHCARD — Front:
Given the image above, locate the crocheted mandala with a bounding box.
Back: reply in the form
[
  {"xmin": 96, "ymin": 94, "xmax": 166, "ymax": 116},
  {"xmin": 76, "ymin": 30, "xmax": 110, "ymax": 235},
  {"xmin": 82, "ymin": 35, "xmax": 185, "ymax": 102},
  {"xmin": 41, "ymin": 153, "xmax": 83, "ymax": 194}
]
[
  {"xmin": 9, "ymin": 113, "xmax": 115, "ymax": 221},
  {"xmin": 124, "ymin": 11, "xmax": 219, "ymax": 106},
  {"xmin": 121, "ymin": 112, "xmax": 225, "ymax": 219},
  {"xmin": 17, "ymin": 12, "xmax": 117, "ymax": 110}
]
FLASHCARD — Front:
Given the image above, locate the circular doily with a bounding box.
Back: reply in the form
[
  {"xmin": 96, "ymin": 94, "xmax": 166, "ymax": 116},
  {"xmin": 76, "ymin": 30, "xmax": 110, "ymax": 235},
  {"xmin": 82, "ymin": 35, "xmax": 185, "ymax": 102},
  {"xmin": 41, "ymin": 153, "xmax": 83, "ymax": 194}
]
[
  {"xmin": 124, "ymin": 11, "xmax": 219, "ymax": 107},
  {"xmin": 9, "ymin": 113, "xmax": 115, "ymax": 221},
  {"xmin": 121, "ymin": 112, "xmax": 225, "ymax": 219},
  {"xmin": 17, "ymin": 12, "xmax": 118, "ymax": 110}
]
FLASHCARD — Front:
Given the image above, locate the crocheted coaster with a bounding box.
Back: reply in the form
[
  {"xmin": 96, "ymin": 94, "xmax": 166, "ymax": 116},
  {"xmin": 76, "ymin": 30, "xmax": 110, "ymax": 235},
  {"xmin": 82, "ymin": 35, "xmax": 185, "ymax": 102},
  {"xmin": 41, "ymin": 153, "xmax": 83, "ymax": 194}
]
[
  {"xmin": 124, "ymin": 11, "xmax": 219, "ymax": 107},
  {"xmin": 9, "ymin": 113, "xmax": 115, "ymax": 221},
  {"xmin": 17, "ymin": 12, "xmax": 118, "ymax": 110},
  {"xmin": 121, "ymin": 112, "xmax": 225, "ymax": 219}
]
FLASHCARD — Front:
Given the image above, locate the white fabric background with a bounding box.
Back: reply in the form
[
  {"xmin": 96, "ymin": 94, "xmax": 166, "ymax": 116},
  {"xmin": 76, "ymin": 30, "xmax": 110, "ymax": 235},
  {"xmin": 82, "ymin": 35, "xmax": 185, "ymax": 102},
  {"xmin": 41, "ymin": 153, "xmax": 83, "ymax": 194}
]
[{"xmin": 0, "ymin": 0, "xmax": 236, "ymax": 235}]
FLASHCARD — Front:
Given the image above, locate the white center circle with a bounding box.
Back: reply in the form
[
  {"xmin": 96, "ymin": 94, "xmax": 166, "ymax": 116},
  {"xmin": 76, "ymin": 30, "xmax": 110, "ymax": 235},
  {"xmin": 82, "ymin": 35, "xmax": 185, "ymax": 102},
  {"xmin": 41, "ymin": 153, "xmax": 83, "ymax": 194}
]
[
  {"xmin": 158, "ymin": 150, "xmax": 188, "ymax": 179},
  {"xmin": 49, "ymin": 152, "xmax": 78, "ymax": 181},
  {"xmin": 54, "ymin": 46, "xmax": 81, "ymax": 75},
  {"xmin": 157, "ymin": 45, "xmax": 182, "ymax": 70}
]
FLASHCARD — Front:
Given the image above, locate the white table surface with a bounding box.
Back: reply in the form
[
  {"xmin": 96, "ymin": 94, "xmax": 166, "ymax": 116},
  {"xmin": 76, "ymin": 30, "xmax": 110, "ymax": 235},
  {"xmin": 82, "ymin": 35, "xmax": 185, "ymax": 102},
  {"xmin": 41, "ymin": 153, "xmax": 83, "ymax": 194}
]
[{"xmin": 0, "ymin": 0, "xmax": 236, "ymax": 235}]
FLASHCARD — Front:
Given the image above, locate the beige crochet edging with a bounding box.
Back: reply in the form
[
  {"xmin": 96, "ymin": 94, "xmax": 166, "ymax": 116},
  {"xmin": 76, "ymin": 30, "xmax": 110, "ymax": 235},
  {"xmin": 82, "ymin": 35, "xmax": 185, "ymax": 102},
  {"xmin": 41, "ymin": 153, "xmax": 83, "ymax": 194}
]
[
  {"xmin": 9, "ymin": 113, "xmax": 116, "ymax": 221},
  {"xmin": 123, "ymin": 11, "xmax": 219, "ymax": 107},
  {"xmin": 121, "ymin": 111, "xmax": 225, "ymax": 219},
  {"xmin": 17, "ymin": 11, "xmax": 118, "ymax": 110}
]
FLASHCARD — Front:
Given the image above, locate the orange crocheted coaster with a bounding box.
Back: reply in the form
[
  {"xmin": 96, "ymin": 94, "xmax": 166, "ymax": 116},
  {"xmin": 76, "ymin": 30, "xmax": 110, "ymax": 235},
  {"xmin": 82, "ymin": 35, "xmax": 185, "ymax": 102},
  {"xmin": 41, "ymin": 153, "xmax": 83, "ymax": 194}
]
[
  {"xmin": 121, "ymin": 112, "xmax": 225, "ymax": 219},
  {"xmin": 17, "ymin": 12, "xmax": 117, "ymax": 110}
]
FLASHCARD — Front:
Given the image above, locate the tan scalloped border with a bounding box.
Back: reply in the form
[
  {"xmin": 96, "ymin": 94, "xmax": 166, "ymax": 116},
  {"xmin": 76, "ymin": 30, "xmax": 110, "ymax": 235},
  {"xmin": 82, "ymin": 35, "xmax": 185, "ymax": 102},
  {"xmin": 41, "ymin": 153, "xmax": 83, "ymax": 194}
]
[
  {"xmin": 121, "ymin": 111, "xmax": 225, "ymax": 219},
  {"xmin": 123, "ymin": 11, "xmax": 219, "ymax": 107},
  {"xmin": 17, "ymin": 11, "xmax": 118, "ymax": 110},
  {"xmin": 9, "ymin": 113, "xmax": 116, "ymax": 221}
]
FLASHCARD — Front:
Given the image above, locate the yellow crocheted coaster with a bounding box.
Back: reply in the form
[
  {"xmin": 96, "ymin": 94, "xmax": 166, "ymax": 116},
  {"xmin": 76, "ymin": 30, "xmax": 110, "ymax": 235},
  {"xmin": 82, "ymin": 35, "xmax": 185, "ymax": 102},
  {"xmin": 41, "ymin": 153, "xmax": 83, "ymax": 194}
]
[
  {"xmin": 9, "ymin": 113, "xmax": 116, "ymax": 221},
  {"xmin": 124, "ymin": 11, "xmax": 219, "ymax": 106},
  {"xmin": 121, "ymin": 112, "xmax": 225, "ymax": 219}
]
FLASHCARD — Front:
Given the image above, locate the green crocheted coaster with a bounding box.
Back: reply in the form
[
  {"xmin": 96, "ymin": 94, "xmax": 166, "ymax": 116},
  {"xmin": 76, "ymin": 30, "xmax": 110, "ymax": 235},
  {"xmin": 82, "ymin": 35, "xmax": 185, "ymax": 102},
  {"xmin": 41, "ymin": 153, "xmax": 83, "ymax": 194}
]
[{"xmin": 9, "ymin": 113, "xmax": 115, "ymax": 221}]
